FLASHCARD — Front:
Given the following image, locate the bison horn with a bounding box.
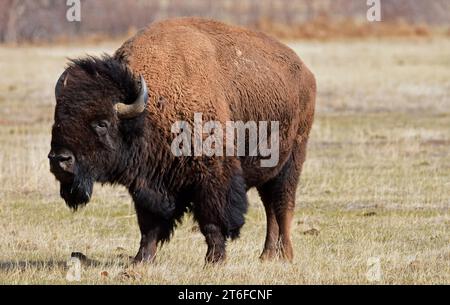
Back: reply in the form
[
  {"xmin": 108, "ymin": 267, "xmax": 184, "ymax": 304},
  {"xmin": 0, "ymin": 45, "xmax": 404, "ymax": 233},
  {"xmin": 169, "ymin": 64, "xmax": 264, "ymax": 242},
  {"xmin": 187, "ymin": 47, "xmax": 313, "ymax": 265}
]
[
  {"xmin": 55, "ymin": 70, "xmax": 69, "ymax": 98},
  {"xmin": 115, "ymin": 76, "xmax": 149, "ymax": 119}
]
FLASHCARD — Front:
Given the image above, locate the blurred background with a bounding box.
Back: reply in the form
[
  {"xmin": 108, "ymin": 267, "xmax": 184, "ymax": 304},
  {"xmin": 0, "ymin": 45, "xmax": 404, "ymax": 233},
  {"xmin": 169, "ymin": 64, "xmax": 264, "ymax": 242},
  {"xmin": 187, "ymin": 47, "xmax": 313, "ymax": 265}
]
[
  {"xmin": 0, "ymin": 1, "xmax": 449, "ymax": 284},
  {"xmin": 1, "ymin": 0, "xmax": 449, "ymax": 43}
]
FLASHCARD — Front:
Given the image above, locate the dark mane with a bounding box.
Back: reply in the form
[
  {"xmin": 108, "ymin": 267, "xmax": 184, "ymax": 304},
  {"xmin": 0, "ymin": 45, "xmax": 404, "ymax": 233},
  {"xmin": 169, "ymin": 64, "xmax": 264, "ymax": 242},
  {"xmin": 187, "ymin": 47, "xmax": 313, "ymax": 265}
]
[{"xmin": 65, "ymin": 54, "xmax": 140, "ymax": 104}]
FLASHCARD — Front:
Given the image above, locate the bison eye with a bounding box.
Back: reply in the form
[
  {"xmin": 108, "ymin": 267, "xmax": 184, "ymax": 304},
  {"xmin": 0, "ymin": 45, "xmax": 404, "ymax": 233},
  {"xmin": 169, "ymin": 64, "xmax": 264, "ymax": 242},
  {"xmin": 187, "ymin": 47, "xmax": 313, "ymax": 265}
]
[
  {"xmin": 97, "ymin": 121, "xmax": 108, "ymax": 128},
  {"xmin": 91, "ymin": 120, "xmax": 110, "ymax": 136}
]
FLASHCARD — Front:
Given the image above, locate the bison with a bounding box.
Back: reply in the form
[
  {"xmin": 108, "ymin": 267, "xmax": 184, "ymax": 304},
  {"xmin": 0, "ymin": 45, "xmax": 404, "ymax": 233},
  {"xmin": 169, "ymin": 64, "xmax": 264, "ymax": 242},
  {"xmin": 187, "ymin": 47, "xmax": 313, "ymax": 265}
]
[{"xmin": 49, "ymin": 17, "xmax": 316, "ymax": 264}]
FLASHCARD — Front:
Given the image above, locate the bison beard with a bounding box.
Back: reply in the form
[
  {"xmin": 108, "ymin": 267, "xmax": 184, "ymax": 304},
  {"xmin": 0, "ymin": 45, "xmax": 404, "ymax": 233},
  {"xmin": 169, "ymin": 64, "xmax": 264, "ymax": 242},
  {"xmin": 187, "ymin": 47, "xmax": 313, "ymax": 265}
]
[{"xmin": 60, "ymin": 168, "xmax": 94, "ymax": 210}]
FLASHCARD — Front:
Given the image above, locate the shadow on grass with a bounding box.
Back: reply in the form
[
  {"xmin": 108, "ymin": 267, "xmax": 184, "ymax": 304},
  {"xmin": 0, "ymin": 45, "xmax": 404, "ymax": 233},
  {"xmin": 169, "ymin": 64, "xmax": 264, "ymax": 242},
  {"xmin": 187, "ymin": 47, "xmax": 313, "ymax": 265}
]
[
  {"xmin": 0, "ymin": 257, "xmax": 131, "ymax": 272},
  {"xmin": 0, "ymin": 260, "xmax": 68, "ymax": 271}
]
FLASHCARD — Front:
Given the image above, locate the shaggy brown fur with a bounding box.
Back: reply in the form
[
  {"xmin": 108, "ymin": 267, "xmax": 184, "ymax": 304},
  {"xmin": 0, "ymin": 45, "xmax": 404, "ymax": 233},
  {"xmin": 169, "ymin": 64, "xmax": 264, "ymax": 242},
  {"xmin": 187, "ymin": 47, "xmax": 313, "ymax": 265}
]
[{"xmin": 49, "ymin": 17, "xmax": 316, "ymax": 264}]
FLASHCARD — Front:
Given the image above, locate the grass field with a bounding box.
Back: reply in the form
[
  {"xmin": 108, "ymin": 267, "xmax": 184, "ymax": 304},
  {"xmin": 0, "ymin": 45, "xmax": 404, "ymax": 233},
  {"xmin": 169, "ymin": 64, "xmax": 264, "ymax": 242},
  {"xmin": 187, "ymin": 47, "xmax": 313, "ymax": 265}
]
[{"xmin": 0, "ymin": 37, "xmax": 449, "ymax": 284}]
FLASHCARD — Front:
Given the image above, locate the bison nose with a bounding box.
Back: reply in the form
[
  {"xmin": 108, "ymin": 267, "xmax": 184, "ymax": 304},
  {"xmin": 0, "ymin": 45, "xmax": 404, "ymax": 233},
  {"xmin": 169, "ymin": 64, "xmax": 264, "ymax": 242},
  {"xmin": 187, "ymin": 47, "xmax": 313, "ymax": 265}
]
[{"xmin": 48, "ymin": 150, "xmax": 75, "ymax": 174}]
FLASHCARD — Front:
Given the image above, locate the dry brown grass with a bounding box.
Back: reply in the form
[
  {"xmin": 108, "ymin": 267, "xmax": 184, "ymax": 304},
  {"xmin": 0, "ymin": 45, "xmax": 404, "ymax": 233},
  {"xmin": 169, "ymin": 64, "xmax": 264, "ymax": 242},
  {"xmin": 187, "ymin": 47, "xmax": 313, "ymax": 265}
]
[{"xmin": 0, "ymin": 37, "xmax": 449, "ymax": 284}]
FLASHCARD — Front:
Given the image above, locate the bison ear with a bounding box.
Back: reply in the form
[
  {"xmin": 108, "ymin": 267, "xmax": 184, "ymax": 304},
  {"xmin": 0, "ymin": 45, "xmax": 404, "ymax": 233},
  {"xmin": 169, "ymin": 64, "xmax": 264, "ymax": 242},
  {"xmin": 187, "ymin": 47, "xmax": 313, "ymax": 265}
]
[{"xmin": 55, "ymin": 70, "xmax": 70, "ymax": 99}]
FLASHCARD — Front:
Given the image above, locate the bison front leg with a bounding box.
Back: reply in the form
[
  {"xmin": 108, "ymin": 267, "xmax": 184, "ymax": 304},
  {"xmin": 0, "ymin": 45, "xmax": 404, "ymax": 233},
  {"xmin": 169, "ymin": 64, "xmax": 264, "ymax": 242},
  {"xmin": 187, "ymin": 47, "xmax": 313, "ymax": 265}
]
[
  {"xmin": 132, "ymin": 188, "xmax": 175, "ymax": 263},
  {"xmin": 201, "ymin": 224, "xmax": 227, "ymax": 264},
  {"xmin": 134, "ymin": 204, "xmax": 163, "ymax": 263},
  {"xmin": 194, "ymin": 173, "xmax": 248, "ymax": 265}
]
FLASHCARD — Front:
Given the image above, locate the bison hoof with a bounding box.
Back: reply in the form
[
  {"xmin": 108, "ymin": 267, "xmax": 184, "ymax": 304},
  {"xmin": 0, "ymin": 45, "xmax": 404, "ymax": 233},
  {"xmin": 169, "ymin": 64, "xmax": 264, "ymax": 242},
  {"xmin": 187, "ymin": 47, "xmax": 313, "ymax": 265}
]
[
  {"xmin": 259, "ymin": 249, "xmax": 278, "ymax": 261},
  {"xmin": 204, "ymin": 253, "xmax": 226, "ymax": 266},
  {"xmin": 132, "ymin": 257, "xmax": 155, "ymax": 265},
  {"xmin": 132, "ymin": 252, "xmax": 156, "ymax": 265}
]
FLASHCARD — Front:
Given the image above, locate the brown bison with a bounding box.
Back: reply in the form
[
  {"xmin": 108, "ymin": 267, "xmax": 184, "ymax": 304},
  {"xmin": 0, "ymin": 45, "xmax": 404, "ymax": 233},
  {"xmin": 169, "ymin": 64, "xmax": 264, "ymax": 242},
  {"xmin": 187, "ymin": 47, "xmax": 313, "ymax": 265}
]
[{"xmin": 49, "ymin": 17, "xmax": 316, "ymax": 264}]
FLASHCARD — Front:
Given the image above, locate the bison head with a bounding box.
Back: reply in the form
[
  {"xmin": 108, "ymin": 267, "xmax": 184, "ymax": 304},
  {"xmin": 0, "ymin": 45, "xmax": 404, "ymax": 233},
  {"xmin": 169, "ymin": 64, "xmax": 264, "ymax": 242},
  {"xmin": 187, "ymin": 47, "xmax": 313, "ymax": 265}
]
[{"xmin": 49, "ymin": 55, "xmax": 148, "ymax": 210}]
